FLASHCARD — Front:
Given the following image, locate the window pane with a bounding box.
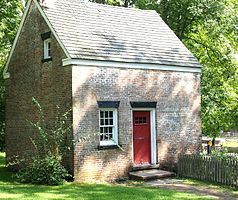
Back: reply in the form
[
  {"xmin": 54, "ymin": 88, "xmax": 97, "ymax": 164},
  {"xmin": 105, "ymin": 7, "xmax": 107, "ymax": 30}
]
[
  {"xmin": 105, "ymin": 134, "xmax": 109, "ymax": 140},
  {"xmin": 100, "ymin": 119, "xmax": 104, "ymax": 125},
  {"xmin": 105, "ymin": 111, "xmax": 108, "ymax": 118},
  {"xmin": 135, "ymin": 116, "xmax": 147, "ymax": 124},
  {"xmin": 109, "ymin": 111, "xmax": 113, "ymax": 118},
  {"xmin": 109, "ymin": 127, "xmax": 112, "ymax": 133},
  {"xmin": 109, "ymin": 119, "xmax": 113, "ymax": 125},
  {"xmin": 105, "ymin": 119, "xmax": 109, "ymax": 125},
  {"xmin": 108, "ymin": 134, "xmax": 113, "ymax": 139},
  {"xmin": 100, "ymin": 111, "xmax": 104, "ymax": 118},
  {"xmin": 143, "ymin": 117, "xmax": 146, "ymax": 123},
  {"xmin": 105, "ymin": 127, "xmax": 108, "ymax": 133}
]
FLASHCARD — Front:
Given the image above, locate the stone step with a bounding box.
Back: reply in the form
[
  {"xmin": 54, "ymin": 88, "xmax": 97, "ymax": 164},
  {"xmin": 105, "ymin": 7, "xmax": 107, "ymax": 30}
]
[
  {"xmin": 129, "ymin": 169, "xmax": 176, "ymax": 181},
  {"xmin": 131, "ymin": 164, "xmax": 160, "ymax": 171}
]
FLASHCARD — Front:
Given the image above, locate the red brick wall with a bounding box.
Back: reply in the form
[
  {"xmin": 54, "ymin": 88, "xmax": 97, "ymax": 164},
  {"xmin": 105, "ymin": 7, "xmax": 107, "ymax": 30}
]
[
  {"xmin": 72, "ymin": 66, "xmax": 201, "ymax": 181},
  {"xmin": 5, "ymin": 1, "xmax": 73, "ymax": 171}
]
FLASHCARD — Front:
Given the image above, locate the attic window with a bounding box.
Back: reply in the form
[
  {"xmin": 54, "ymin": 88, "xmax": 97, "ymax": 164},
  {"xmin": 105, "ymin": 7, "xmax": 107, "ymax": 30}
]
[
  {"xmin": 41, "ymin": 31, "xmax": 52, "ymax": 62},
  {"xmin": 44, "ymin": 39, "xmax": 51, "ymax": 59}
]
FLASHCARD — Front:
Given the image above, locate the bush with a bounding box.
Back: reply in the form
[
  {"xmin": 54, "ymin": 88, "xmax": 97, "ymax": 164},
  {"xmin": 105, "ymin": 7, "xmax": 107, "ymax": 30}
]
[
  {"xmin": 16, "ymin": 98, "xmax": 72, "ymax": 185},
  {"xmin": 16, "ymin": 155, "xmax": 69, "ymax": 185},
  {"xmin": 0, "ymin": 123, "xmax": 5, "ymax": 151}
]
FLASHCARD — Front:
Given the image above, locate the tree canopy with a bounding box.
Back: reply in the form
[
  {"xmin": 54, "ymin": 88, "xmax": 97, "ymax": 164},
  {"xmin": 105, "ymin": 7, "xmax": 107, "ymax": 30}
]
[{"xmin": 158, "ymin": 0, "xmax": 238, "ymax": 137}]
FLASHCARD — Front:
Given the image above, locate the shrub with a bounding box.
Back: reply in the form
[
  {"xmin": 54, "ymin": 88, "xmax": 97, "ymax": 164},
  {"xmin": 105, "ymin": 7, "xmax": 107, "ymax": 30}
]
[
  {"xmin": 16, "ymin": 156, "xmax": 70, "ymax": 186},
  {"xmin": 0, "ymin": 123, "xmax": 5, "ymax": 151},
  {"xmin": 16, "ymin": 155, "xmax": 69, "ymax": 185},
  {"xmin": 16, "ymin": 98, "xmax": 72, "ymax": 185},
  {"xmin": 0, "ymin": 84, "xmax": 5, "ymax": 151}
]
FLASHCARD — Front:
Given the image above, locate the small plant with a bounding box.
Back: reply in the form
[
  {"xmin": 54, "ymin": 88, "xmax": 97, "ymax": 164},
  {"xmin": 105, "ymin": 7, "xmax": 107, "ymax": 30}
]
[
  {"xmin": 16, "ymin": 98, "xmax": 72, "ymax": 185},
  {"xmin": 16, "ymin": 155, "xmax": 68, "ymax": 185},
  {"xmin": 0, "ymin": 122, "xmax": 5, "ymax": 151},
  {"xmin": 211, "ymin": 147, "xmax": 228, "ymax": 158}
]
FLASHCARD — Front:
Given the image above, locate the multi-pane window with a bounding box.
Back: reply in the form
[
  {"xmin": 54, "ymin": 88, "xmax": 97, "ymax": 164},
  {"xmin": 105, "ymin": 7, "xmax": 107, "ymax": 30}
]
[
  {"xmin": 135, "ymin": 116, "xmax": 147, "ymax": 124},
  {"xmin": 43, "ymin": 38, "xmax": 51, "ymax": 59},
  {"xmin": 99, "ymin": 109, "xmax": 118, "ymax": 146}
]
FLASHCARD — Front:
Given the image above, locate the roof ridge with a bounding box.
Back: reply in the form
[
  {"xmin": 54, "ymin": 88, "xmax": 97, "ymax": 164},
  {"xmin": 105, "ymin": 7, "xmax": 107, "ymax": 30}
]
[{"xmin": 63, "ymin": 0, "xmax": 157, "ymax": 13}]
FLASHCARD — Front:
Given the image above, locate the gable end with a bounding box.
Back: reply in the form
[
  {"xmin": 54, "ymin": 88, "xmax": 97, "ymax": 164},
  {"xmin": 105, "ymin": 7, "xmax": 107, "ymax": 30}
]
[{"xmin": 3, "ymin": 0, "xmax": 70, "ymax": 79}]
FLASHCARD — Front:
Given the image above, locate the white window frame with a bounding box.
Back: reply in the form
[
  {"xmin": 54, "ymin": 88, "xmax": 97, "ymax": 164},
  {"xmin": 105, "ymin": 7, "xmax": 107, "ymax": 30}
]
[
  {"xmin": 99, "ymin": 108, "xmax": 118, "ymax": 146},
  {"xmin": 43, "ymin": 38, "xmax": 51, "ymax": 59}
]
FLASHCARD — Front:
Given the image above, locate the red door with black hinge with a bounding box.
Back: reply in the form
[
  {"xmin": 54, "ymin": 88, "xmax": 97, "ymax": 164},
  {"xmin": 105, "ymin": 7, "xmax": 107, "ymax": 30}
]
[{"xmin": 133, "ymin": 111, "xmax": 151, "ymax": 164}]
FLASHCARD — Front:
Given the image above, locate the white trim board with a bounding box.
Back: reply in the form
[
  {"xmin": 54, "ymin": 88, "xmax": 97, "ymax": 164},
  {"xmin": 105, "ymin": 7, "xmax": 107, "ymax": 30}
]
[
  {"xmin": 34, "ymin": 0, "xmax": 70, "ymax": 58},
  {"xmin": 62, "ymin": 58, "xmax": 202, "ymax": 73},
  {"xmin": 3, "ymin": 0, "xmax": 70, "ymax": 79}
]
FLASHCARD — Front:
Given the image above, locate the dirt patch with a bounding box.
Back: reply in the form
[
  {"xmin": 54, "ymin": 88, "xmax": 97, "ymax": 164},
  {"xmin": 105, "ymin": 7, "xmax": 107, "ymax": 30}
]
[{"xmin": 145, "ymin": 179, "xmax": 238, "ymax": 200}]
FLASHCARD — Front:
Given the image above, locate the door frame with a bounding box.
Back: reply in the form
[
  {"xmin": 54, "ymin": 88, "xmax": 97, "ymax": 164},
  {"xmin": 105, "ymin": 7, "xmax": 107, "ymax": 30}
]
[{"xmin": 131, "ymin": 108, "xmax": 157, "ymax": 165}]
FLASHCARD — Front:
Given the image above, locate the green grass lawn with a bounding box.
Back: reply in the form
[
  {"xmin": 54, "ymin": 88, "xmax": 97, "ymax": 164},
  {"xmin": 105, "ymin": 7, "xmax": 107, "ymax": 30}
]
[
  {"xmin": 222, "ymin": 139, "xmax": 238, "ymax": 153},
  {"xmin": 0, "ymin": 152, "xmax": 214, "ymax": 200},
  {"xmin": 223, "ymin": 139, "xmax": 238, "ymax": 148}
]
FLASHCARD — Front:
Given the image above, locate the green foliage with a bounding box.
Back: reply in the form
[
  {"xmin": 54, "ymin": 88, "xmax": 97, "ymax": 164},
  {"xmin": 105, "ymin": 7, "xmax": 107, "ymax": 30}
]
[
  {"xmin": 0, "ymin": 0, "xmax": 22, "ymax": 50},
  {"xmin": 181, "ymin": 0, "xmax": 238, "ymax": 137},
  {"xmin": 16, "ymin": 98, "xmax": 72, "ymax": 185},
  {"xmin": 211, "ymin": 147, "xmax": 229, "ymax": 159},
  {"xmin": 135, "ymin": 0, "xmax": 238, "ymax": 137},
  {"xmin": 0, "ymin": 0, "xmax": 23, "ymax": 150},
  {"xmin": 0, "ymin": 123, "xmax": 5, "ymax": 151},
  {"xmin": 16, "ymin": 155, "xmax": 68, "ymax": 185},
  {"xmin": 30, "ymin": 98, "xmax": 72, "ymax": 158}
]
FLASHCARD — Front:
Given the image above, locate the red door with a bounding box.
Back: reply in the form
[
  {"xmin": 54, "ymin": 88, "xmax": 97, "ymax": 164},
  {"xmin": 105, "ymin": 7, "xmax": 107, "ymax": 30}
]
[{"xmin": 133, "ymin": 111, "xmax": 151, "ymax": 165}]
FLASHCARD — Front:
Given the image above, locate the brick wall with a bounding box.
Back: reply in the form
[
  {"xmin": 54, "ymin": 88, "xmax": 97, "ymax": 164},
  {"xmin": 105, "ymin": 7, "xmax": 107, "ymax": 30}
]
[
  {"xmin": 5, "ymin": 1, "xmax": 73, "ymax": 172},
  {"xmin": 72, "ymin": 66, "xmax": 201, "ymax": 181}
]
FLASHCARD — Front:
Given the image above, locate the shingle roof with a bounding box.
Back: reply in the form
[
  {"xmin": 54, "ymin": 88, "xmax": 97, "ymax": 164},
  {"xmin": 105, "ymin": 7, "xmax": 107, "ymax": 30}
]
[{"xmin": 44, "ymin": 0, "xmax": 201, "ymax": 68}]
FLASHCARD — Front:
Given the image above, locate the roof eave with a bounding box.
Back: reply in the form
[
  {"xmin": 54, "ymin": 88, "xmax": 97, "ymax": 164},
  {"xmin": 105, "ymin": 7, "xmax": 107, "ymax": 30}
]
[{"xmin": 62, "ymin": 58, "xmax": 202, "ymax": 73}]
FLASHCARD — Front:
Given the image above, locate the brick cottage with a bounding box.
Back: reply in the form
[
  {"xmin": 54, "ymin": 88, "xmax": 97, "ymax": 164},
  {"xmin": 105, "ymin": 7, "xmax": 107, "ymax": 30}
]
[{"xmin": 3, "ymin": 0, "xmax": 202, "ymax": 181}]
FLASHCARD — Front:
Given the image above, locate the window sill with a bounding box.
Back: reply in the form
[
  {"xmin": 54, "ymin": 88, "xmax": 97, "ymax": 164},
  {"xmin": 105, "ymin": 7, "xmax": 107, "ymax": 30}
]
[
  {"xmin": 42, "ymin": 57, "xmax": 52, "ymax": 63},
  {"xmin": 98, "ymin": 145, "xmax": 119, "ymax": 150}
]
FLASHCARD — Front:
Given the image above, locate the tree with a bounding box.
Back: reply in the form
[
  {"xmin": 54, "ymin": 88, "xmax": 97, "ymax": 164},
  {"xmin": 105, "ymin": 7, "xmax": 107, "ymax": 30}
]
[
  {"xmin": 0, "ymin": 0, "xmax": 23, "ymax": 150},
  {"xmin": 158, "ymin": 0, "xmax": 238, "ymax": 137},
  {"xmin": 180, "ymin": 0, "xmax": 238, "ymax": 137}
]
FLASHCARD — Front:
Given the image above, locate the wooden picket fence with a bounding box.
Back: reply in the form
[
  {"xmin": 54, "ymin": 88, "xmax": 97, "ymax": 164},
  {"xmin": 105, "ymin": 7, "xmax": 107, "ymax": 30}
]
[{"xmin": 178, "ymin": 154, "xmax": 238, "ymax": 187}]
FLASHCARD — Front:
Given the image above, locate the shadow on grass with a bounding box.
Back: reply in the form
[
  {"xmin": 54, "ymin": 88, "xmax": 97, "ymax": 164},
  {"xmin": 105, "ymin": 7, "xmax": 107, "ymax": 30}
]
[
  {"xmin": 0, "ymin": 152, "xmax": 16, "ymax": 183},
  {"xmin": 0, "ymin": 183, "xmax": 210, "ymax": 200},
  {"xmin": 0, "ymin": 152, "xmax": 209, "ymax": 200}
]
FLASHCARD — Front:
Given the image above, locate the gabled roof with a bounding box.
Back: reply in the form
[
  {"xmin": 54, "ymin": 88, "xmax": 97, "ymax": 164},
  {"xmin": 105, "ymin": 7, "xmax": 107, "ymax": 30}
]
[
  {"xmin": 3, "ymin": 0, "xmax": 201, "ymax": 79},
  {"xmin": 44, "ymin": 0, "xmax": 200, "ymax": 67}
]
